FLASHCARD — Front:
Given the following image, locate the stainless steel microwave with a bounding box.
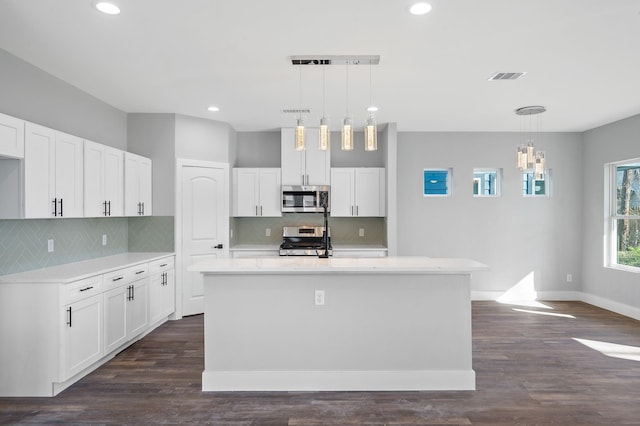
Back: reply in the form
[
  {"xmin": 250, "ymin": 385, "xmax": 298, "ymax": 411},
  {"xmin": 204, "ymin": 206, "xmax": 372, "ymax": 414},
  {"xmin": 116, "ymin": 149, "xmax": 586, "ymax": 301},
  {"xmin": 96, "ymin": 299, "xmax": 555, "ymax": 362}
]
[{"xmin": 281, "ymin": 185, "xmax": 330, "ymax": 213}]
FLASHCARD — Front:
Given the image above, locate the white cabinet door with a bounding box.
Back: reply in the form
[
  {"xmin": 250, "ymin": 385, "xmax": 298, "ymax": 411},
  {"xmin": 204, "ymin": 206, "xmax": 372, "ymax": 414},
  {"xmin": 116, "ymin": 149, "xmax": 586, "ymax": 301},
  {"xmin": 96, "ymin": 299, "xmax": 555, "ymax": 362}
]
[
  {"xmin": 233, "ymin": 168, "xmax": 259, "ymax": 216},
  {"xmin": 281, "ymin": 128, "xmax": 330, "ymax": 186},
  {"xmin": 24, "ymin": 124, "xmax": 83, "ymax": 218},
  {"xmin": 330, "ymin": 168, "xmax": 385, "ymax": 217},
  {"xmin": 62, "ymin": 294, "xmax": 103, "ymax": 379},
  {"xmin": 303, "ymin": 130, "xmax": 330, "ymax": 186},
  {"xmin": 330, "ymin": 168, "xmax": 355, "ymax": 217},
  {"xmin": 126, "ymin": 278, "xmax": 149, "ymax": 338},
  {"xmin": 233, "ymin": 168, "xmax": 282, "ymax": 217},
  {"xmin": 24, "ymin": 123, "xmax": 55, "ymax": 218},
  {"xmin": 104, "ymin": 146, "xmax": 124, "ymax": 216},
  {"xmin": 258, "ymin": 168, "xmax": 282, "ymax": 217},
  {"xmin": 84, "ymin": 141, "xmax": 124, "ymax": 217},
  {"xmin": 139, "ymin": 156, "xmax": 152, "ymax": 216},
  {"xmin": 54, "ymin": 131, "xmax": 84, "ymax": 218},
  {"xmin": 103, "ymin": 285, "xmax": 128, "ymax": 354},
  {"xmin": 161, "ymin": 269, "xmax": 176, "ymax": 318},
  {"xmin": 281, "ymin": 128, "xmax": 305, "ymax": 185},
  {"xmin": 0, "ymin": 112, "xmax": 24, "ymax": 159},
  {"xmin": 124, "ymin": 152, "xmax": 152, "ymax": 216},
  {"xmin": 355, "ymin": 168, "xmax": 385, "ymax": 217}
]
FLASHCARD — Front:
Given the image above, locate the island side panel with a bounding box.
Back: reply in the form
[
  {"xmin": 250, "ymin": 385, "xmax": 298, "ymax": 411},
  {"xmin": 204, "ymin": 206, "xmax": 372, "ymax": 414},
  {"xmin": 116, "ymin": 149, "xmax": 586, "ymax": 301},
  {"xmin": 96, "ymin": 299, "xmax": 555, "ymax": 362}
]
[{"xmin": 202, "ymin": 272, "xmax": 474, "ymax": 391}]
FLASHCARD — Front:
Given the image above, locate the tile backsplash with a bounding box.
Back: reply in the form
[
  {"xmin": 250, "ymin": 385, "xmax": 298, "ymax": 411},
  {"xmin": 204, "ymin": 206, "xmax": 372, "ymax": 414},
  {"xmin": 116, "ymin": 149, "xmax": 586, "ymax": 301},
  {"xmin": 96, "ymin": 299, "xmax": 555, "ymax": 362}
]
[
  {"xmin": 0, "ymin": 216, "xmax": 175, "ymax": 276},
  {"xmin": 0, "ymin": 217, "xmax": 128, "ymax": 275}
]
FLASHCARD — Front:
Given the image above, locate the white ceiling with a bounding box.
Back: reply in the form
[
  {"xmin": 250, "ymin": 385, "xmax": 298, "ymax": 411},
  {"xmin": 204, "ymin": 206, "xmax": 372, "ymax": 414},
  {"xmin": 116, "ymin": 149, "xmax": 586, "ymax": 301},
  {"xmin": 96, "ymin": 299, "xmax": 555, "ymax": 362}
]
[{"xmin": 1, "ymin": 0, "xmax": 640, "ymax": 132}]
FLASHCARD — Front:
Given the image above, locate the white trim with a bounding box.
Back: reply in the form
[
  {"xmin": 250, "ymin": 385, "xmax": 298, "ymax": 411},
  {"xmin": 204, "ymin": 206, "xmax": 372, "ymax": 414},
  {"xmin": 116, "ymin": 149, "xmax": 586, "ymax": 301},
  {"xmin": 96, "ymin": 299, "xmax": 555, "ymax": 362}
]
[
  {"xmin": 471, "ymin": 290, "xmax": 640, "ymax": 321},
  {"xmin": 579, "ymin": 292, "xmax": 640, "ymax": 321},
  {"xmin": 202, "ymin": 370, "xmax": 476, "ymax": 392}
]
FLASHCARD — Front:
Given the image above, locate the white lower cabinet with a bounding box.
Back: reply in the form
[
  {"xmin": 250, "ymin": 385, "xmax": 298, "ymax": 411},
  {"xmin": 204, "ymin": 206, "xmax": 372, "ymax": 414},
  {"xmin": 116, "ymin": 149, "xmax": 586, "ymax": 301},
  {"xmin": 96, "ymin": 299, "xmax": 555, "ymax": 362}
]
[
  {"xmin": 149, "ymin": 257, "xmax": 175, "ymax": 326},
  {"xmin": 62, "ymin": 293, "xmax": 103, "ymax": 379},
  {"xmin": 0, "ymin": 253, "xmax": 174, "ymax": 397}
]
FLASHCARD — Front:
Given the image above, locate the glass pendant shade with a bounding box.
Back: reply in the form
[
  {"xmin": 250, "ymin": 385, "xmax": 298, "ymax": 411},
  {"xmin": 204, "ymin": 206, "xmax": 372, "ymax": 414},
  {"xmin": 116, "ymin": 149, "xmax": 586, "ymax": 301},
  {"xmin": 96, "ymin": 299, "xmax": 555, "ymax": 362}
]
[
  {"xmin": 341, "ymin": 117, "xmax": 354, "ymax": 151},
  {"xmin": 364, "ymin": 116, "xmax": 377, "ymax": 151},
  {"xmin": 534, "ymin": 151, "xmax": 545, "ymax": 179},
  {"xmin": 516, "ymin": 144, "xmax": 527, "ymax": 169},
  {"xmin": 526, "ymin": 141, "xmax": 535, "ymax": 169},
  {"xmin": 295, "ymin": 119, "xmax": 305, "ymax": 151},
  {"xmin": 318, "ymin": 118, "xmax": 330, "ymax": 151}
]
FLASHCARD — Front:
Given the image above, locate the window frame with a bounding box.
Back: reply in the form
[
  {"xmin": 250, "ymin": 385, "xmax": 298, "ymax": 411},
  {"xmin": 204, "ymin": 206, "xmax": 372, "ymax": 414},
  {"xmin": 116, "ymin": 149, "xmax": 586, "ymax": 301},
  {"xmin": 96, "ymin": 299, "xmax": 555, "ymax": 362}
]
[
  {"xmin": 473, "ymin": 168, "xmax": 502, "ymax": 197},
  {"xmin": 522, "ymin": 169, "xmax": 552, "ymax": 197},
  {"xmin": 423, "ymin": 168, "xmax": 452, "ymax": 197},
  {"xmin": 605, "ymin": 159, "xmax": 640, "ymax": 272}
]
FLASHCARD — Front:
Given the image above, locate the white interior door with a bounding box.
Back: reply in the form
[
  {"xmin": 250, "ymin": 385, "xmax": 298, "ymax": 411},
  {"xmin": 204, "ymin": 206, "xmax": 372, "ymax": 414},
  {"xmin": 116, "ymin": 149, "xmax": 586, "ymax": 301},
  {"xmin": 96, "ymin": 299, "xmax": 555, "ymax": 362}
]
[{"xmin": 180, "ymin": 163, "xmax": 229, "ymax": 316}]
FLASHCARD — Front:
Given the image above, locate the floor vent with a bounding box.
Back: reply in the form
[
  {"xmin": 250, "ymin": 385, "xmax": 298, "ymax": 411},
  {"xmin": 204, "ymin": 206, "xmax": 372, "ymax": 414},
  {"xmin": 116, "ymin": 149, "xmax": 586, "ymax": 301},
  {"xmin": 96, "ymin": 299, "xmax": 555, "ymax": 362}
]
[{"xmin": 488, "ymin": 72, "xmax": 526, "ymax": 81}]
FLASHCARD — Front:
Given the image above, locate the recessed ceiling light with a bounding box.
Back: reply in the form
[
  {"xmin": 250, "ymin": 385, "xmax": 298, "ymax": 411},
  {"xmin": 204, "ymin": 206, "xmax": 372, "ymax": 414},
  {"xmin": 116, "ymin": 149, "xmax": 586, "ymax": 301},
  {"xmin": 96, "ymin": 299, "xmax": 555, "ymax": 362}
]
[
  {"xmin": 95, "ymin": 2, "xmax": 120, "ymax": 15},
  {"xmin": 367, "ymin": 106, "xmax": 379, "ymax": 112},
  {"xmin": 207, "ymin": 106, "xmax": 220, "ymax": 112},
  {"xmin": 409, "ymin": 2, "xmax": 432, "ymax": 15}
]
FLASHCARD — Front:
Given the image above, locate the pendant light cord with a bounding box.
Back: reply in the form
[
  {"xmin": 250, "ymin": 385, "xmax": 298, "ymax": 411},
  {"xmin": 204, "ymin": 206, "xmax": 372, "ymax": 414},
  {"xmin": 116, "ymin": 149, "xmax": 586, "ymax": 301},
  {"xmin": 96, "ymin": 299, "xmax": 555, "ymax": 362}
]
[
  {"xmin": 299, "ymin": 66, "xmax": 303, "ymax": 121},
  {"xmin": 345, "ymin": 62, "xmax": 350, "ymax": 117}
]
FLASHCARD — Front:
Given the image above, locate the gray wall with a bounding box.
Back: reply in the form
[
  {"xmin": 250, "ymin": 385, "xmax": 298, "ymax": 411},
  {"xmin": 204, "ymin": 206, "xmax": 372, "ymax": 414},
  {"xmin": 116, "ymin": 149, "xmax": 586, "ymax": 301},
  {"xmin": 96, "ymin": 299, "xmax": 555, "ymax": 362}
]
[
  {"xmin": 582, "ymin": 114, "xmax": 640, "ymax": 311},
  {"xmin": 0, "ymin": 48, "xmax": 127, "ymax": 150},
  {"xmin": 175, "ymin": 114, "xmax": 232, "ymax": 162},
  {"xmin": 127, "ymin": 113, "xmax": 176, "ymax": 216},
  {"xmin": 235, "ymin": 132, "xmax": 280, "ymax": 167},
  {"xmin": 397, "ymin": 132, "xmax": 583, "ymax": 296}
]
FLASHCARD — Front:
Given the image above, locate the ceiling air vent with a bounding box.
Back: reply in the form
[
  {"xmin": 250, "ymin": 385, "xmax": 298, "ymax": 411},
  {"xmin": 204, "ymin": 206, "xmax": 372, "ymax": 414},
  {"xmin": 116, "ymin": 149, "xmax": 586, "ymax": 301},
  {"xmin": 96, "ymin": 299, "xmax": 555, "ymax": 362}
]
[
  {"xmin": 281, "ymin": 108, "xmax": 310, "ymax": 114},
  {"xmin": 488, "ymin": 72, "xmax": 526, "ymax": 81}
]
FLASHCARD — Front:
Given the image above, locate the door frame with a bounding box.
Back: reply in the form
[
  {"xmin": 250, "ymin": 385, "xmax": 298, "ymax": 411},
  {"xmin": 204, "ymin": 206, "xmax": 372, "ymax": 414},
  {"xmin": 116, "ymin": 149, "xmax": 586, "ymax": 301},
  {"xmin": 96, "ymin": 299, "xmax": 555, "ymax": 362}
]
[{"xmin": 175, "ymin": 158, "xmax": 230, "ymax": 319}]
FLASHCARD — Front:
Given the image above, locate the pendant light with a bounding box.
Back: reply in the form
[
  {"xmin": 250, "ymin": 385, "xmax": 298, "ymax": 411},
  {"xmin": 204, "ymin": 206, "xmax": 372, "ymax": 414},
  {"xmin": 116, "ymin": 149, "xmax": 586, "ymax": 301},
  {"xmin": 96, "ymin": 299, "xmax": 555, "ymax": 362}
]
[
  {"xmin": 318, "ymin": 65, "xmax": 330, "ymax": 151},
  {"xmin": 515, "ymin": 106, "xmax": 546, "ymax": 178},
  {"xmin": 364, "ymin": 63, "xmax": 378, "ymax": 151},
  {"xmin": 295, "ymin": 67, "xmax": 305, "ymax": 151},
  {"xmin": 341, "ymin": 62, "xmax": 354, "ymax": 151}
]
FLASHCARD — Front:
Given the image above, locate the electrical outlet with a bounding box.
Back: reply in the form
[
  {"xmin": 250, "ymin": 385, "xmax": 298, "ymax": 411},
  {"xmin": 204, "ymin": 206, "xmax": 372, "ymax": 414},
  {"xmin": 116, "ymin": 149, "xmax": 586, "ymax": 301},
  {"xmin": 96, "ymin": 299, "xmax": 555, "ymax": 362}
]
[
  {"xmin": 47, "ymin": 239, "xmax": 54, "ymax": 253},
  {"xmin": 359, "ymin": 228, "xmax": 365, "ymax": 237},
  {"xmin": 566, "ymin": 274, "xmax": 573, "ymax": 283},
  {"xmin": 315, "ymin": 290, "xmax": 325, "ymax": 306},
  {"xmin": 102, "ymin": 234, "xmax": 107, "ymax": 246},
  {"xmin": 266, "ymin": 228, "xmax": 271, "ymax": 237}
]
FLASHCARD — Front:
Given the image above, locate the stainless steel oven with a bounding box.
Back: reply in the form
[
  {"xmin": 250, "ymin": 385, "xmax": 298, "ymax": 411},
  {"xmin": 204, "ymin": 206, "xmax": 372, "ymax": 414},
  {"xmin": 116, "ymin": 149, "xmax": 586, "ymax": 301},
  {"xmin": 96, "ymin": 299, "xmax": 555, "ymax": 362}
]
[{"xmin": 281, "ymin": 185, "xmax": 330, "ymax": 213}]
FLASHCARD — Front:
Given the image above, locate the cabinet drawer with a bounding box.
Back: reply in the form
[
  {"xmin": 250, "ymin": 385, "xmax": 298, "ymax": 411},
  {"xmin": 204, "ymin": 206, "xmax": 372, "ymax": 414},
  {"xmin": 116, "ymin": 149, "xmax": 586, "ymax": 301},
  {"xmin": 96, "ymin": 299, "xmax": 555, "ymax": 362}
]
[
  {"xmin": 62, "ymin": 276, "xmax": 103, "ymax": 305},
  {"xmin": 149, "ymin": 257, "xmax": 174, "ymax": 274},
  {"xmin": 103, "ymin": 263, "xmax": 149, "ymax": 290}
]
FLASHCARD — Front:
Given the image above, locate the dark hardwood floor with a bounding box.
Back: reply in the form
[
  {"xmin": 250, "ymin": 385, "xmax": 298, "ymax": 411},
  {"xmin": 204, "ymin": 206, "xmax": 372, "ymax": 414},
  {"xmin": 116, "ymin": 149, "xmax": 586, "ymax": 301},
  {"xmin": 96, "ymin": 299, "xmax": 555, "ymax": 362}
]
[{"xmin": 1, "ymin": 301, "xmax": 640, "ymax": 425}]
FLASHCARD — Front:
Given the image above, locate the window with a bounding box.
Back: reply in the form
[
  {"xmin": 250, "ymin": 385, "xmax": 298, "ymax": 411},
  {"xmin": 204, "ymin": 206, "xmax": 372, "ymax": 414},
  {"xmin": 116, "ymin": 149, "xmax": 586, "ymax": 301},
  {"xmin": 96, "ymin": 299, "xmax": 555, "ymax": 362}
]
[
  {"xmin": 607, "ymin": 160, "xmax": 640, "ymax": 270},
  {"xmin": 473, "ymin": 169, "xmax": 501, "ymax": 197},
  {"xmin": 423, "ymin": 169, "xmax": 451, "ymax": 196},
  {"xmin": 522, "ymin": 170, "xmax": 551, "ymax": 197}
]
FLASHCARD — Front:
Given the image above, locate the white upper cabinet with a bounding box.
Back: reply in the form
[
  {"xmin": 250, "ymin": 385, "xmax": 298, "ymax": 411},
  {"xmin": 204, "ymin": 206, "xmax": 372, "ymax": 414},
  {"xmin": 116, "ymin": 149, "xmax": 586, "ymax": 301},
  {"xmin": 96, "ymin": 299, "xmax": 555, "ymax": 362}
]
[
  {"xmin": 330, "ymin": 167, "xmax": 386, "ymax": 217},
  {"xmin": 24, "ymin": 123, "xmax": 84, "ymax": 218},
  {"xmin": 281, "ymin": 128, "xmax": 330, "ymax": 186},
  {"xmin": 0, "ymin": 112, "xmax": 25, "ymax": 159},
  {"xmin": 124, "ymin": 152, "xmax": 152, "ymax": 216},
  {"xmin": 84, "ymin": 140, "xmax": 124, "ymax": 217},
  {"xmin": 233, "ymin": 168, "xmax": 282, "ymax": 217}
]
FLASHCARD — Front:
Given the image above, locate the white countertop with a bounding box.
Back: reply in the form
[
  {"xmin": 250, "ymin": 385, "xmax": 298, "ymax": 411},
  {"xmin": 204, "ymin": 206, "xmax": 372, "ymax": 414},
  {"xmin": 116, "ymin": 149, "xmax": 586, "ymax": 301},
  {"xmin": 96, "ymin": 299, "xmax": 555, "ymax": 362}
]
[
  {"xmin": 190, "ymin": 256, "xmax": 488, "ymax": 275},
  {"xmin": 0, "ymin": 252, "xmax": 174, "ymax": 284},
  {"xmin": 229, "ymin": 244, "xmax": 388, "ymax": 251}
]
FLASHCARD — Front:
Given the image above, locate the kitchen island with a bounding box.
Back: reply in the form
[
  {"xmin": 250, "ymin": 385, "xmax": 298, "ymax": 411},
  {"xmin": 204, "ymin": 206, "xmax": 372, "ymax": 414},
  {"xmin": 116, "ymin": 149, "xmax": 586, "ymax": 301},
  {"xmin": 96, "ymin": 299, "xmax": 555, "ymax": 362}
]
[{"xmin": 190, "ymin": 256, "xmax": 487, "ymax": 392}]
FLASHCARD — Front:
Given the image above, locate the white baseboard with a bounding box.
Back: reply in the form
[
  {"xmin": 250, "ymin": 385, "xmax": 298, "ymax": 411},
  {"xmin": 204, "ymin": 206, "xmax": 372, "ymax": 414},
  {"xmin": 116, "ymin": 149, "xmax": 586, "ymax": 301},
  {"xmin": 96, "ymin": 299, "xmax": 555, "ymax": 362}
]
[
  {"xmin": 472, "ymin": 290, "xmax": 640, "ymax": 321},
  {"xmin": 202, "ymin": 370, "xmax": 476, "ymax": 392}
]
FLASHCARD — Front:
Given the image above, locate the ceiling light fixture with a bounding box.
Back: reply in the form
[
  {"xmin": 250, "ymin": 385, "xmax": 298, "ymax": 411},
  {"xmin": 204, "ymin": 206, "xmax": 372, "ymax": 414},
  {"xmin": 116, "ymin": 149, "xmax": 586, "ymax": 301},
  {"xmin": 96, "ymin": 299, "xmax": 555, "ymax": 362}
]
[
  {"xmin": 95, "ymin": 2, "xmax": 120, "ymax": 15},
  {"xmin": 364, "ymin": 62, "xmax": 377, "ymax": 151},
  {"xmin": 409, "ymin": 2, "xmax": 432, "ymax": 16},
  {"xmin": 515, "ymin": 106, "xmax": 546, "ymax": 179},
  {"xmin": 294, "ymin": 67, "xmax": 306, "ymax": 151},
  {"xmin": 341, "ymin": 62, "xmax": 354, "ymax": 151},
  {"xmin": 318, "ymin": 65, "xmax": 330, "ymax": 151}
]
